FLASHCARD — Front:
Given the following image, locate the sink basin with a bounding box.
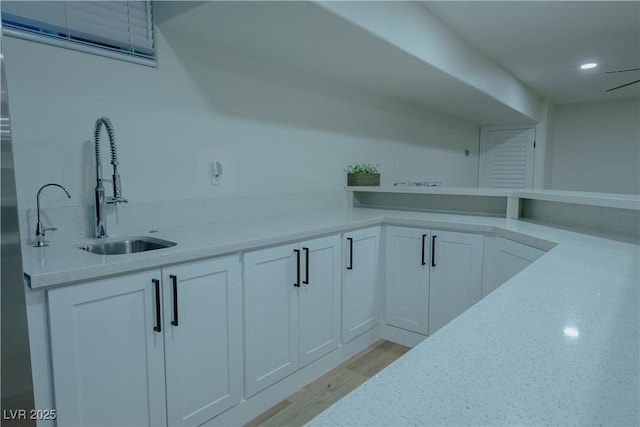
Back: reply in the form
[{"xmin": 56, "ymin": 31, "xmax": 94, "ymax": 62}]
[{"xmin": 78, "ymin": 236, "xmax": 177, "ymax": 255}]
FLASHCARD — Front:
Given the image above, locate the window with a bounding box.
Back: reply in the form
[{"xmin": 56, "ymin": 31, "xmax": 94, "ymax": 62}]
[{"xmin": 1, "ymin": 1, "xmax": 155, "ymax": 66}]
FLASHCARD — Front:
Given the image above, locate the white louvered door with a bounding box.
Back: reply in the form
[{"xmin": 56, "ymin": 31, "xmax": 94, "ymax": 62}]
[{"xmin": 480, "ymin": 128, "xmax": 535, "ymax": 188}]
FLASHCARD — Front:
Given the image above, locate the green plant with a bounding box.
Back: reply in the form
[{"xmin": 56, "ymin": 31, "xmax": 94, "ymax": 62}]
[{"xmin": 345, "ymin": 163, "xmax": 380, "ymax": 174}]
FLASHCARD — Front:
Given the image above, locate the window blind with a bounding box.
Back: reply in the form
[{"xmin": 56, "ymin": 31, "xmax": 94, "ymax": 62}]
[{"xmin": 1, "ymin": 1, "xmax": 155, "ymax": 64}]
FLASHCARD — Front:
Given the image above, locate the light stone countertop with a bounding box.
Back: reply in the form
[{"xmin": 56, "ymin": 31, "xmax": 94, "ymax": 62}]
[
  {"xmin": 23, "ymin": 208, "xmax": 555, "ymax": 289},
  {"xmin": 22, "ymin": 207, "xmax": 640, "ymax": 425},
  {"xmin": 307, "ymin": 213, "xmax": 640, "ymax": 426},
  {"xmin": 24, "ymin": 208, "xmax": 385, "ymax": 289}
]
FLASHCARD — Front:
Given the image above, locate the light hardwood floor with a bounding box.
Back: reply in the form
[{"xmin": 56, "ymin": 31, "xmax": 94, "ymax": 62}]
[{"xmin": 245, "ymin": 340, "xmax": 410, "ymax": 427}]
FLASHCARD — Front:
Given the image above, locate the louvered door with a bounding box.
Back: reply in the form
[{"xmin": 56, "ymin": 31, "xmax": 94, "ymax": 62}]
[{"xmin": 480, "ymin": 128, "xmax": 535, "ymax": 188}]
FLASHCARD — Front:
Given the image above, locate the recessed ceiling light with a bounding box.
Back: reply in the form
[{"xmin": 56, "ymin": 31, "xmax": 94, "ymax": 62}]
[
  {"xmin": 580, "ymin": 63, "xmax": 598, "ymax": 70},
  {"xmin": 564, "ymin": 326, "xmax": 580, "ymax": 338}
]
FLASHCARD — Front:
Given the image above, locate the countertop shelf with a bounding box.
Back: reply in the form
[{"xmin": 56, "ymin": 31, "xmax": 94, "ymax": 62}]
[
  {"xmin": 346, "ymin": 186, "xmax": 640, "ymax": 211},
  {"xmin": 515, "ymin": 188, "xmax": 640, "ymax": 210}
]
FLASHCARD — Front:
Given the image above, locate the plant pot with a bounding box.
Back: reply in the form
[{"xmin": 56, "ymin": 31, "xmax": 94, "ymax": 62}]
[{"xmin": 347, "ymin": 173, "xmax": 380, "ymax": 186}]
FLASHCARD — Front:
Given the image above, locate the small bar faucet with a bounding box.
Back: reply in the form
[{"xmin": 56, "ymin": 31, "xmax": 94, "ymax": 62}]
[
  {"xmin": 33, "ymin": 183, "xmax": 71, "ymax": 247},
  {"xmin": 93, "ymin": 116, "xmax": 127, "ymax": 238}
]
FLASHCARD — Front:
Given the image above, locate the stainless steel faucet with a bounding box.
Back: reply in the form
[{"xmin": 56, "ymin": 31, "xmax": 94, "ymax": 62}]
[
  {"xmin": 93, "ymin": 117, "xmax": 127, "ymax": 238},
  {"xmin": 33, "ymin": 183, "xmax": 71, "ymax": 247}
]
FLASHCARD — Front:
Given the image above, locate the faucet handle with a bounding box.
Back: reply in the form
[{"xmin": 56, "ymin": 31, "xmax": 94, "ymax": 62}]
[
  {"xmin": 106, "ymin": 196, "xmax": 128, "ymax": 205},
  {"xmin": 33, "ymin": 224, "xmax": 57, "ymax": 247}
]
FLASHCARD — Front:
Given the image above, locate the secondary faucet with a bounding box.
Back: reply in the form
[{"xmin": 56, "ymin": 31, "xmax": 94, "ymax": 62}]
[
  {"xmin": 33, "ymin": 183, "xmax": 71, "ymax": 247},
  {"xmin": 93, "ymin": 116, "xmax": 127, "ymax": 238}
]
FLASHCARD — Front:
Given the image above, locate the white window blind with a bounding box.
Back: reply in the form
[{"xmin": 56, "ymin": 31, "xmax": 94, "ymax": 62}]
[{"xmin": 1, "ymin": 1, "xmax": 155, "ymax": 65}]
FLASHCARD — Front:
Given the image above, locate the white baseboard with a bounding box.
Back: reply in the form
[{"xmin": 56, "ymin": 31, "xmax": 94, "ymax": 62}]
[{"xmin": 379, "ymin": 323, "xmax": 427, "ymax": 347}]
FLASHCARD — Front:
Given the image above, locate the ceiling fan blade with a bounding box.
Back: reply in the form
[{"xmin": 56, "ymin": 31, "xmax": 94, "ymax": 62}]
[
  {"xmin": 606, "ymin": 67, "xmax": 640, "ymax": 74},
  {"xmin": 606, "ymin": 79, "xmax": 640, "ymax": 92}
]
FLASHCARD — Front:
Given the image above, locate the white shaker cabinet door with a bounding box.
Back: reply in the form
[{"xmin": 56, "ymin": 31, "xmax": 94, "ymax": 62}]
[
  {"xmin": 342, "ymin": 226, "xmax": 381, "ymax": 343},
  {"xmin": 484, "ymin": 237, "xmax": 546, "ymax": 297},
  {"xmin": 48, "ymin": 270, "xmax": 167, "ymax": 427},
  {"xmin": 428, "ymin": 231, "xmax": 484, "ymax": 335},
  {"xmin": 244, "ymin": 243, "xmax": 299, "ymax": 398},
  {"xmin": 163, "ymin": 256, "xmax": 242, "ymax": 426},
  {"xmin": 298, "ymin": 235, "xmax": 341, "ymax": 367},
  {"xmin": 385, "ymin": 226, "xmax": 431, "ymax": 335}
]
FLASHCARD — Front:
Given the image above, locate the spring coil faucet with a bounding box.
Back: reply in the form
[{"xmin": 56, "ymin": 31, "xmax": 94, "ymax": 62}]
[{"xmin": 94, "ymin": 116, "xmax": 127, "ymax": 238}]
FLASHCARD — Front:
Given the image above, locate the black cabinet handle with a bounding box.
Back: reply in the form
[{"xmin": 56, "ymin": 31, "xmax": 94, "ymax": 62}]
[
  {"xmin": 170, "ymin": 274, "xmax": 179, "ymax": 327},
  {"xmin": 431, "ymin": 235, "xmax": 437, "ymax": 267},
  {"xmin": 294, "ymin": 249, "xmax": 301, "ymax": 287},
  {"xmin": 346, "ymin": 237, "xmax": 353, "ymax": 270},
  {"xmin": 303, "ymin": 247, "xmax": 309, "ymax": 285},
  {"xmin": 152, "ymin": 279, "xmax": 161, "ymax": 332},
  {"xmin": 421, "ymin": 234, "xmax": 427, "ymax": 266}
]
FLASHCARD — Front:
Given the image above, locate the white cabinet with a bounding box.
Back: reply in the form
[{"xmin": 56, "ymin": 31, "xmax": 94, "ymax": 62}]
[
  {"xmin": 342, "ymin": 227, "xmax": 381, "ymax": 343},
  {"xmin": 244, "ymin": 242, "xmax": 298, "ymax": 398},
  {"xmin": 163, "ymin": 257, "xmax": 242, "ymax": 426},
  {"xmin": 299, "ymin": 237, "xmax": 341, "ymax": 367},
  {"xmin": 48, "ymin": 270, "xmax": 167, "ymax": 427},
  {"xmin": 384, "ymin": 227, "xmax": 484, "ymax": 336},
  {"xmin": 48, "ymin": 256, "xmax": 242, "ymax": 427},
  {"xmin": 483, "ymin": 237, "xmax": 545, "ymax": 297},
  {"xmin": 428, "ymin": 231, "xmax": 484, "ymax": 335},
  {"xmin": 385, "ymin": 226, "xmax": 430, "ymax": 335},
  {"xmin": 244, "ymin": 235, "xmax": 340, "ymax": 397}
]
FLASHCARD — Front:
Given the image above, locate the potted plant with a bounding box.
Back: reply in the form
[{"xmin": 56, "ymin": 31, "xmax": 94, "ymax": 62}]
[{"xmin": 345, "ymin": 163, "xmax": 380, "ymax": 186}]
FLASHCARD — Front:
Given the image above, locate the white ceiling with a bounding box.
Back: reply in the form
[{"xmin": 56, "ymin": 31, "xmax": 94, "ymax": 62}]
[
  {"xmin": 156, "ymin": 1, "xmax": 537, "ymax": 125},
  {"xmin": 155, "ymin": 1, "xmax": 639, "ymax": 125},
  {"xmin": 424, "ymin": 1, "xmax": 640, "ymax": 104}
]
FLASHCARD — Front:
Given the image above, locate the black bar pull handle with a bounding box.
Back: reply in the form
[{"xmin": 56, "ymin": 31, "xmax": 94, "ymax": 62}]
[
  {"xmin": 431, "ymin": 235, "xmax": 437, "ymax": 267},
  {"xmin": 303, "ymin": 247, "xmax": 310, "ymax": 285},
  {"xmin": 170, "ymin": 274, "xmax": 179, "ymax": 327},
  {"xmin": 152, "ymin": 279, "xmax": 162, "ymax": 332},
  {"xmin": 346, "ymin": 237, "xmax": 353, "ymax": 270},
  {"xmin": 421, "ymin": 234, "xmax": 427, "ymax": 266},
  {"xmin": 294, "ymin": 249, "xmax": 301, "ymax": 287}
]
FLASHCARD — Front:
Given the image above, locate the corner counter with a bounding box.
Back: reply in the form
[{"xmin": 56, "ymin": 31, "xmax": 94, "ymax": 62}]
[
  {"xmin": 21, "ymin": 188, "xmax": 640, "ymax": 426},
  {"xmin": 309, "ymin": 212, "xmax": 640, "ymax": 426}
]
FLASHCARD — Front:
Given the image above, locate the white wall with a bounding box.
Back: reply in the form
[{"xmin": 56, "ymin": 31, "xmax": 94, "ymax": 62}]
[
  {"xmin": 550, "ymin": 98, "xmax": 639, "ymax": 194},
  {"xmin": 4, "ymin": 27, "xmax": 479, "ymax": 218}
]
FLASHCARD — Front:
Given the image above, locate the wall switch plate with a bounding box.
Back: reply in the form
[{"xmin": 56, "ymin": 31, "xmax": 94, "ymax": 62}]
[{"xmin": 211, "ymin": 161, "xmax": 223, "ymax": 185}]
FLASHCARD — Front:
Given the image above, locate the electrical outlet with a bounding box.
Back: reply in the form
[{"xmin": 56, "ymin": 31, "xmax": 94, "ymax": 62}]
[{"xmin": 211, "ymin": 161, "xmax": 223, "ymax": 185}]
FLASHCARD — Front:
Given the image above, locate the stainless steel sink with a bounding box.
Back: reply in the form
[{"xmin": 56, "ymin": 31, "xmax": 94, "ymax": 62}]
[{"xmin": 78, "ymin": 236, "xmax": 177, "ymax": 255}]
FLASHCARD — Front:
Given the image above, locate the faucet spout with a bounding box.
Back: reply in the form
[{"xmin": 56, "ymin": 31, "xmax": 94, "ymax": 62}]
[
  {"xmin": 94, "ymin": 117, "xmax": 126, "ymax": 238},
  {"xmin": 34, "ymin": 183, "xmax": 71, "ymax": 247}
]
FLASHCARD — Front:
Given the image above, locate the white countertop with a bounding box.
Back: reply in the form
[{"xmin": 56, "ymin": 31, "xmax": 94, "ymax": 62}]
[
  {"xmin": 307, "ymin": 214, "xmax": 640, "ymax": 426},
  {"xmin": 23, "ymin": 208, "xmax": 555, "ymax": 289},
  {"xmin": 22, "ymin": 208, "xmax": 639, "ymax": 425}
]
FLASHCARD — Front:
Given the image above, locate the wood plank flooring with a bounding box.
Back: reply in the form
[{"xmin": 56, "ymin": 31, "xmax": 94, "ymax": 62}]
[{"xmin": 245, "ymin": 340, "xmax": 410, "ymax": 427}]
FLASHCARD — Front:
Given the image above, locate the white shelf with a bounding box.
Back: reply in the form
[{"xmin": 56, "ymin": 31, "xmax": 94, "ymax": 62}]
[
  {"xmin": 346, "ymin": 186, "xmax": 640, "ymax": 211},
  {"xmin": 346, "ymin": 186, "xmax": 512, "ymax": 197},
  {"xmin": 516, "ymin": 189, "xmax": 640, "ymax": 211}
]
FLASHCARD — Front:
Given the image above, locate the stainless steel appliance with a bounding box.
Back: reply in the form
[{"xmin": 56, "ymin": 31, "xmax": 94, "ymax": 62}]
[{"xmin": 1, "ymin": 16, "xmax": 36, "ymax": 425}]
